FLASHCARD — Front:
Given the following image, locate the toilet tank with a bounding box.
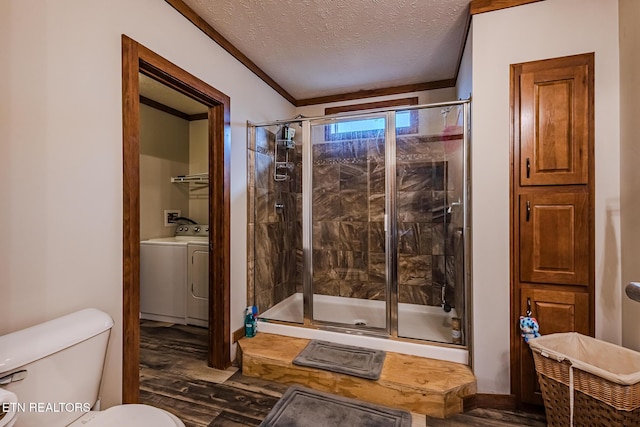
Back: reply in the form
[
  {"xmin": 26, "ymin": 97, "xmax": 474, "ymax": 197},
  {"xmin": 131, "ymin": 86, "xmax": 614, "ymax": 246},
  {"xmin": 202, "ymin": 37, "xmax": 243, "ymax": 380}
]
[{"xmin": 0, "ymin": 308, "xmax": 114, "ymax": 427}]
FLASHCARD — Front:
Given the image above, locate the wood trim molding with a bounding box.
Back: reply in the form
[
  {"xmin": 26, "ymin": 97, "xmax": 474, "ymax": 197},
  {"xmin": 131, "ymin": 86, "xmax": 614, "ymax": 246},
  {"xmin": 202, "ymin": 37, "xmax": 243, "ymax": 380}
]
[
  {"xmin": 324, "ymin": 97, "xmax": 419, "ymax": 115},
  {"xmin": 139, "ymin": 95, "xmax": 208, "ymax": 121},
  {"xmin": 140, "ymin": 95, "xmax": 189, "ymax": 120},
  {"xmin": 232, "ymin": 327, "xmax": 245, "ymax": 343},
  {"xmin": 164, "ymin": 0, "xmax": 296, "ymax": 105},
  {"xmin": 121, "ymin": 35, "xmax": 141, "ymax": 405},
  {"xmin": 208, "ymin": 94, "xmax": 232, "ymax": 371},
  {"xmin": 298, "ymin": 80, "xmax": 456, "ymax": 107},
  {"xmin": 463, "ymin": 394, "xmax": 518, "ymax": 411},
  {"xmin": 122, "ymin": 34, "xmax": 232, "ymax": 403},
  {"xmin": 454, "ymin": 11, "xmax": 472, "ymax": 89},
  {"xmin": 470, "ymin": 0, "xmax": 543, "ymax": 15},
  {"xmin": 190, "ymin": 112, "xmax": 208, "ymax": 121}
]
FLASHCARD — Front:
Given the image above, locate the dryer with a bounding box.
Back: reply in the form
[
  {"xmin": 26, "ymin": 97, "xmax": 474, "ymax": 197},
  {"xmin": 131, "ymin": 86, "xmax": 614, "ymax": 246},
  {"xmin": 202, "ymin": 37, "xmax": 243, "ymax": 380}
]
[{"xmin": 187, "ymin": 241, "xmax": 209, "ymax": 327}]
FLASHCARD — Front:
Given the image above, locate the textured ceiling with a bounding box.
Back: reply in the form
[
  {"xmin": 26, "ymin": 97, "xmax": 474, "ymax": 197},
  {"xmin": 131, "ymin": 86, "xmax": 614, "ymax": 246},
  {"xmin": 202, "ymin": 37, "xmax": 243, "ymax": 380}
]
[{"xmin": 181, "ymin": 0, "xmax": 470, "ymax": 100}]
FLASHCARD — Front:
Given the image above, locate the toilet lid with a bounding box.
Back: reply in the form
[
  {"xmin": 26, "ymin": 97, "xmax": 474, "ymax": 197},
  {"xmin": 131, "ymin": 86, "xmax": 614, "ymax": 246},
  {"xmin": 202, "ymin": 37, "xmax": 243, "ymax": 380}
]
[{"xmin": 80, "ymin": 404, "xmax": 184, "ymax": 427}]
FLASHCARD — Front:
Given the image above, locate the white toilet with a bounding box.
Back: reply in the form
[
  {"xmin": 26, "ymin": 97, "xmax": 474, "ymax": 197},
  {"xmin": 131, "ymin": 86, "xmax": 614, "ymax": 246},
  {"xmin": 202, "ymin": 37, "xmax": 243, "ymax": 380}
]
[{"xmin": 0, "ymin": 308, "xmax": 185, "ymax": 427}]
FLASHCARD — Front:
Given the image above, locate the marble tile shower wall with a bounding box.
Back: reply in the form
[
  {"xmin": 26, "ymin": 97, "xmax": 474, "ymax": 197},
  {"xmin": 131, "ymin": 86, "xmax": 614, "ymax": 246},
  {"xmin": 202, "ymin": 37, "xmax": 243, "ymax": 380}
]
[
  {"xmin": 248, "ymin": 126, "xmax": 302, "ymax": 313},
  {"xmin": 396, "ymin": 135, "xmax": 463, "ymax": 308},
  {"xmin": 312, "ymin": 134, "xmax": 463, "ymax": 308},
  {"xmin": 311, "ymin": 136, "xmax": 386, "ymax": 301}
]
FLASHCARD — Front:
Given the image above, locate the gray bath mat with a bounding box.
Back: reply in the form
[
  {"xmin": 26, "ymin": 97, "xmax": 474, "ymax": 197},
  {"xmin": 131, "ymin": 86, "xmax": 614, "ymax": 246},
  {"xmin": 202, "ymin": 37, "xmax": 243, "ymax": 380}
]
[
  {"xmin": 292, "ymin": 340, "xmax": 386, "ymax": 380},
  {"xmin": 259, "ymin": 385, "xmax": 411, "ymax": 427}
]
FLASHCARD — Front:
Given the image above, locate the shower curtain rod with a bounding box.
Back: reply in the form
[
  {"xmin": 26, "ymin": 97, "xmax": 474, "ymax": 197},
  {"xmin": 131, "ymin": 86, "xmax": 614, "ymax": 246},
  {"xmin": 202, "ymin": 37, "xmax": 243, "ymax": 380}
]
[{"xmin": 248, "ymin": 98, "xmax": 471, "ymax": 127}]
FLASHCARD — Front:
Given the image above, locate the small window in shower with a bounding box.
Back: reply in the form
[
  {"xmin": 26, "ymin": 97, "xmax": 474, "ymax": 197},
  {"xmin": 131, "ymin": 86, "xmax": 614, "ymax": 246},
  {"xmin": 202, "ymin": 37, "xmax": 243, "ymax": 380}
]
[
  {"xmin": 325, "ymin": 97, "xmax": 419, "ymax": 140},
  {"xmin": 326, "ymin": 111, "xmax": 416, "ymax": 140}
]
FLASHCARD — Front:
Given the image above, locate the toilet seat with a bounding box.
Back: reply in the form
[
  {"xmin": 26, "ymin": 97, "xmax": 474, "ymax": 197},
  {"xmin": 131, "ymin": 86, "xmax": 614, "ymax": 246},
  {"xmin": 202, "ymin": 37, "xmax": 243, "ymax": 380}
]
[{"xmin": 69, "ymin": 404, "xmax": 184, "ymax": 427}]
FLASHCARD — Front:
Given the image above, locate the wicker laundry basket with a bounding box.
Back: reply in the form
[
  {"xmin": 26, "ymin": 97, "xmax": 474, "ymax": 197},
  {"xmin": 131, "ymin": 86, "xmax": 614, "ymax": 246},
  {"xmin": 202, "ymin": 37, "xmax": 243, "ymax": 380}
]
[{"xmin": 529, "ymin": 333, "xmax": 640, "ymax": 427}]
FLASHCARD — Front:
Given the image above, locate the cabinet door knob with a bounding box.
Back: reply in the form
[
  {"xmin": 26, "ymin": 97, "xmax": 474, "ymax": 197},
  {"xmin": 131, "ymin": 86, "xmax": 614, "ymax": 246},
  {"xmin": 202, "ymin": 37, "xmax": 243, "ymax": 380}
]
[
  {"xmin": 526, "ymin": 158, "xmax": 531, "ymax": 178},
  {"xmin": 526, "ymin": 201, "xmax": 531, "ymax": 221}
]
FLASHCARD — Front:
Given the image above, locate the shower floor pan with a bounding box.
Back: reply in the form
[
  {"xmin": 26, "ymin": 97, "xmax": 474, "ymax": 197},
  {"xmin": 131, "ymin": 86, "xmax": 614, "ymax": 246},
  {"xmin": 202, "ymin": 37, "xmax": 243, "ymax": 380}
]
[{"xmin": 258, "ymin": 293, "xmax": 468, "ymax": 363}]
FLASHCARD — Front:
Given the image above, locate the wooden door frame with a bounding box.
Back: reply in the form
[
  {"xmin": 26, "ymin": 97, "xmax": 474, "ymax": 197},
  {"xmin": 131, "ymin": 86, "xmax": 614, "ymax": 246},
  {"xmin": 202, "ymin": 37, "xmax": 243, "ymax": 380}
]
[{"xmin": 122, "ymin": 35, "xmax": 231, "ymax": 403}]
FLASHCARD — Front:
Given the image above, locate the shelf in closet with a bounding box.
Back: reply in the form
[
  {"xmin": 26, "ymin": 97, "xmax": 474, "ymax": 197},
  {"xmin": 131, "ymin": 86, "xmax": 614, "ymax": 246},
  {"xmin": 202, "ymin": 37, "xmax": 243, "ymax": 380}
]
[{"xmin": 170, "ymin": 173, "xmax": 209, "ymax": 184}]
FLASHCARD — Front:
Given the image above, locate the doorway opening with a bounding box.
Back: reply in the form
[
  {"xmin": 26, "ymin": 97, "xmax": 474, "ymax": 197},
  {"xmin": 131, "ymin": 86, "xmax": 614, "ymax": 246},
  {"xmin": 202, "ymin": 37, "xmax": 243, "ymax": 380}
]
[{"xmin": 122, "ymin": 35, "xmax": 231, "ymax": 403}]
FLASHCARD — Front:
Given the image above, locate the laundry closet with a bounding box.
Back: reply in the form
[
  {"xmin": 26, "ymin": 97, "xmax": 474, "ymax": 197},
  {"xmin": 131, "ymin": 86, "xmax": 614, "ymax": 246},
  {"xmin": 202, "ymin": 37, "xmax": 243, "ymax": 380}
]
[{"xmin": 138, "ymin": 74, "xmax": 210, "ymax": 327}]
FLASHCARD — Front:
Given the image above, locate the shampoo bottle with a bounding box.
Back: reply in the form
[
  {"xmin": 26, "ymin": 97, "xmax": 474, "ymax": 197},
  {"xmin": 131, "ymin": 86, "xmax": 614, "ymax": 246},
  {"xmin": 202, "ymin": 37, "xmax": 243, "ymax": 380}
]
[
  {"xmin": 451, "ymin": 317, "xmax": 462, "ymax": 344},
  {"xmin": 244, "ymin": 306, "xmax": 256, "ymax": 338},
  {"xmin": 252, "ymin": 305, "xmax": 258, "ymax": 335}
]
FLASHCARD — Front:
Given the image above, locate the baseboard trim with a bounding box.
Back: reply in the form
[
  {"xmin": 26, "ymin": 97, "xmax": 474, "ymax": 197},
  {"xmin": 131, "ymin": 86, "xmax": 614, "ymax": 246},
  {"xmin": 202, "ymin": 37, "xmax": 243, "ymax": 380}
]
[
  {"xmin": 464, "ymin": 393, "xmax": 517, "ymax": 411},
  {"xmin": 233, "ymin": 327, "xmax": 245, "ymax": 343}
]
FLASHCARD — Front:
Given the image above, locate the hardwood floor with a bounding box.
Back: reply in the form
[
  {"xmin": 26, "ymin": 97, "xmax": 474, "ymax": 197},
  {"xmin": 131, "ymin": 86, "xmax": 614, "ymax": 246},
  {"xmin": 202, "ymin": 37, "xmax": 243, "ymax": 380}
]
[
  {"xmin": 140, "ymin": 320, "xmax": 284, "ymax": 427},
  {"xmin": 139, "ymin": 321, "xmax": 547, "ymax": 427}
]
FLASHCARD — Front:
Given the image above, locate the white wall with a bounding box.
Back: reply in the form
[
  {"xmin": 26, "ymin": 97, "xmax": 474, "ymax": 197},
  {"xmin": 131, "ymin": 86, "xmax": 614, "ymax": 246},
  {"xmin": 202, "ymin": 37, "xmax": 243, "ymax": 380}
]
[
  {"xmin": 189, "ymin": 119, "xmax": 209, "ymax": 224},
  {"xmin": 456, "ymin": 22, "xmax": 472, "ymax": 102},
  {"xmin": 139, "ymin": 105, "xmax": 190, "ymax": 240},
  {"xmin": 620, "ymin": 0, "xmax": 640, "ymax": 351},
  {"xmin": 472, "ymin": 0, "xmax": 620, "ymax": 393},
  {"xmin": 0, "ymin": 0, "xmax": 294, "ymax": 407}
]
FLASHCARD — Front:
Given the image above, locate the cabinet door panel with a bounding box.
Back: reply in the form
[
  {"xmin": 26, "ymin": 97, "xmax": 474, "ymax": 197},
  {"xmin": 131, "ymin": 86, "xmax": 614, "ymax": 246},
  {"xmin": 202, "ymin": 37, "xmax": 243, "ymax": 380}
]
[
  {"xmin": 519, "ymin": 64, "xmax": 589, "ymax": 186},
  {"xmin": 519, "ymin": 286, "xmax": 589, "ymax": 405},
  {"xmin": 520, "ymin": 192, "xmax": 589, "ymax": 285}
]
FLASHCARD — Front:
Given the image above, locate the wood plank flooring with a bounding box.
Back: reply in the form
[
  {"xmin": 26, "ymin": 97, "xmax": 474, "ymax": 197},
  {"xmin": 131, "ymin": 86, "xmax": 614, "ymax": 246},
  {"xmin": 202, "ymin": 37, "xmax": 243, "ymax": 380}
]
[{"xmin": 139, "ymin": 321, "xmax": 547, "ymax": 427}]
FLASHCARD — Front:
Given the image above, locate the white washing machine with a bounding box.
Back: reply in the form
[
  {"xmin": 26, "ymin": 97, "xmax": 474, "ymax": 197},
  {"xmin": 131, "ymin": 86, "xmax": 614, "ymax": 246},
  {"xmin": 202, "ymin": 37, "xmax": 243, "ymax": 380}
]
[
  {"xmin": 140, "ymin": 238, "xmax": 187, "ymax": 324},
  {"xmin": 140, "ymin": 224, "xmax": 209, "ymax": 326}
]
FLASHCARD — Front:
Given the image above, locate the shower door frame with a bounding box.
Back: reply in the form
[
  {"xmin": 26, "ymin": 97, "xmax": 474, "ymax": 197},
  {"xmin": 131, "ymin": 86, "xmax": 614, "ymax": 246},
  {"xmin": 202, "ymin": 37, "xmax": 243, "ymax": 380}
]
[
  {"xmin": 301, "ymin": 100, "xmax": 471, "ymax": 342},
  {"xmin": 302, "ymin": 111, "xmax": 398, "ymax": 336}
]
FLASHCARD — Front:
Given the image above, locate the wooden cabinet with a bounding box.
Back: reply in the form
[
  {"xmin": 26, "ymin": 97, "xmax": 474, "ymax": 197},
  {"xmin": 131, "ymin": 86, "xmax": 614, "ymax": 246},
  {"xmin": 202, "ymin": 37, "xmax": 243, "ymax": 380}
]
[
  {"xmin": 510, "ymin": 53, "xmax": 594, "ymax": 406},
  {"xmin": 518, "ymin": 57, "xmax": 590, "ymax": 186},
  {"xmin": 519, "ymin": 286, "xmax": 590, "ymax": 404},
  {"xmin": 519, "ymin": 191, "xmax": 589, "ymax": 285},
  {"xmin": 520, "ymin": 286, "xmax": 590, "ymax": 336}
]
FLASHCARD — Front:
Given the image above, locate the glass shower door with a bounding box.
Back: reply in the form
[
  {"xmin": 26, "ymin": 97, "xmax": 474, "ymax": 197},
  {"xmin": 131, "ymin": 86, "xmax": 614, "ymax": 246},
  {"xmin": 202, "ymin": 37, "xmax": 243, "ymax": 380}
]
[
  {"xmin": 306, "ymin": 114, "xmax": 388, "ymax": 331},
  {"xmin": 395, "ymin": 104, "xmax": 466, "ymax": 344}
]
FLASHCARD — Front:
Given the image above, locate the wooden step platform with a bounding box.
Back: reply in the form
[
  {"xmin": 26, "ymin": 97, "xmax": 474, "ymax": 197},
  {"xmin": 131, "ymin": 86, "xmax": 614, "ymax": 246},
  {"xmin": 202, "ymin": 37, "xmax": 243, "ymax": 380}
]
[{"xmin": 238, "ymin": 333, "xmax": 476, "ymax": 419}]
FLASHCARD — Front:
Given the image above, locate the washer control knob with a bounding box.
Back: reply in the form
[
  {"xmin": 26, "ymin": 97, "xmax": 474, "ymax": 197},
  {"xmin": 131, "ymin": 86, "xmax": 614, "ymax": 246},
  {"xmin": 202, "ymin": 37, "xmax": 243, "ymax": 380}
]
[{"xmin": 194, "ymin": 226, "xmax": 201, "ymax": 232}]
